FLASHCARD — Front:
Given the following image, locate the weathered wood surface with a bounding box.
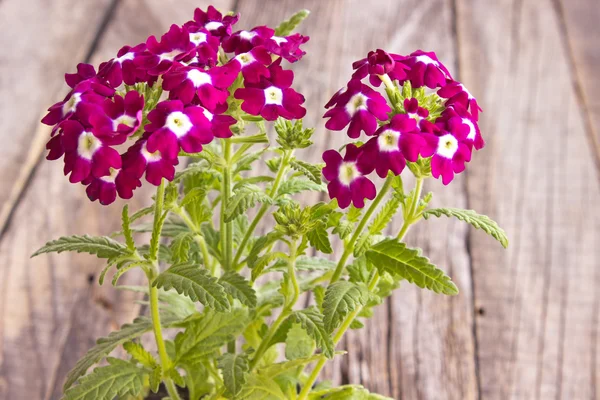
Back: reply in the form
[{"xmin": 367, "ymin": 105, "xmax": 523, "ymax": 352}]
[{"xmin": 0, "ymin": 0, "xmax": 598, "ymax": 399}]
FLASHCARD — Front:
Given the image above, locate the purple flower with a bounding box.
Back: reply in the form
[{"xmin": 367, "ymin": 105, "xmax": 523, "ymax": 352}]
[
  {"xmin": 234, "ymin": 59, "xmax": 306, "ymax": 121},
  {"xmin": 162, "ymin": 65, "xmax": 236, "ymax": 110},
  {"xmin": 185, "ymin": 6, "xmax": 239, "ymax": 38},
  {"xmin": 360, "ymin": 114, "xmax": 425, "ymax": 178},
  {"xmin": 135, "ymin": 25, "xmax": 195, "ymax": 76},
  {"xmin": 403, "ymin": 98, "xmax": 429, "ymax": 122},
  {"xmin": 265, "ymin": 33, "xmax": 309, "ymax": 63},
  {"xmin": 352, "ymin": 49, "xmax": 409, "ymax": 86},
  {"xmin": 421, "ymin": 128, "xmax": 472, "ymax": 185},
  {"xmin": 222, "ymin": 26, "xmax": 274, "ymax": 54},
  {"xmin": 98, "ymin": 44, "xmax": 147, "ymax": 87},
  {"xmin": 221, "ymin": 46, "xmax": 273, "ymax": 83},
  {"xmin": 184, "ymin": 27, "xmax": 220, "ymax": 67},
  {"xmin": 60, "ymin": 120, "xmax": 122, "ymax": 183},
  {"xmin": 438, "ymin": 105, "xmax": 484, "ymax": 150},
  {"xmin": 89, "ymin": 91, "xmax": 144, "ymax": 143},
  {"xmin": 323, "ymin": 79, "xmax": 391, "ymax": 138},
  {"xmin": 322, "ymin": 144, "xmax": 376, "ymax": 209},
  {"xmin": 437, "ymin": 80, "xmax": 482, "ymax": 121},
  {"xmin": 402, "ymin": 50, "xmax": 452, "ymax": 89},
  {"xmin": 145, "ymin": 100, "xmax": 214, "ymax": 159},
  {"xmin": 65, "ymin": 63, "xmax": 97, "ymax": 88},
  {"xmin": 121, "ymin": 134, "xmax": 179, "ymax": 186},
  {"xmin": 83, "ymin": 167, "xmax": 123, "ymax": 205}
]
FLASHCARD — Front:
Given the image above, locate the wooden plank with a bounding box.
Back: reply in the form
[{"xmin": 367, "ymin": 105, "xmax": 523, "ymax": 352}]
[
  {"xmin": 0, "ymin": 0, "xmax": 115, "ymax": 234},
  {"xmin": 0, "ymin": 1, "xmax": 234, "ymax": 399},
  {"xmin": 236, "ymin": 0, "xmax": 477, "ymax": 398},
  {"xmin": 456, "ymin": 0, "xmax": 600, "ymax": 398},
  {"xmin": 556, "ymin": 0, "xmax": 600, "ymax": 168}
]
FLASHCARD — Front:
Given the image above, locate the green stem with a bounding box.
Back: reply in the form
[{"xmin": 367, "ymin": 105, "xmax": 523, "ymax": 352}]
[
  {"xmin": 149, "ymin": 179, "xmax": 166, "ymax": 263},
  {"xmin": 330, "ymin": 175, "xmax": 394, "ymax": 283},
  {"xmin": 173, "ymin": 207, "xmax": 213, "ymax": 274},
  {"xmin": 233, "ymin": 150, "xmax": 292, "ymax": 269},
  {"xmin": 221, "ymin": 139, "xmax": 233, "ymax": 270},
  {"xmin": 397, "ymin": 177, "xmax": 423, "ymax": 240},
  {"xmin": 249, "ymin": 239, "xmax": 298, "ymax": 370}
]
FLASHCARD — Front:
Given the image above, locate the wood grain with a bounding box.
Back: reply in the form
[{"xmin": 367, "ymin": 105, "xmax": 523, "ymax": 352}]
[{"xmin": 456, "ymin": 0, "xmax": 600, "ymax": 398}]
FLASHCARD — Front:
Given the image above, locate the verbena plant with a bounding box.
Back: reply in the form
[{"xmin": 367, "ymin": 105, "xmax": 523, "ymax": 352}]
[{"xmin": 33, "ymin": 6, "xmax": 507, "ymax": 400}]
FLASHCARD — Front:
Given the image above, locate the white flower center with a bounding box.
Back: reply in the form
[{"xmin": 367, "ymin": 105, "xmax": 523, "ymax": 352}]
[
  {"xmin": 62, "ymin": 92, "xmax": 82, "ymax": 116},
  {"xmin": 183, "ymin": 56, "xmax": 199, "ymax": 66},
  {"xmin": 166, "ymin": 111, "xmax": 193, "ymax": 138},
  {"xmin": 436, "ymin": 133, "xmax": 459, "ymax": 159},
  {"xmin": 345, "ymin": 93, "xmax": 368, "ymax": 116},
  {"xmin": 462, "ymin": 118, "xmax": 476, "ymax": 140},
  {"xmin": 239, "ymin": 30, "xmax": 257, "ymax": 41},
  {"xmin": 202, "ymin": 108, "xmax": 214, "ymax": 121},
  {"xmin": 116, "ymin": 52, "xmax": 134, "ymax": 64},
  {"xmin": 272, "ymin": 36, "xmax": 287, "ymax": 45},
  {"xmin": 204, "ymin": 21, "xmax": 223, "ymax": 31},
  {"xmin": 338, "ymin": 162, "xmax": 360, "ymax": 186},
  {"xmin": 77, "ymin": 131, "xmax": 102, "ymax": 160},
  {"xmin": 189, "ymin": 32, "xmax": 207, "ymax": 45},
  {"xmin": 236, "ymin": 52, "xmax": 255, "ymax": 67},
  {"xmin": 112, "ymin": 114, "xmax": 137, "ymax": 131},
  {"xmin": 415, "ymin": 55, "xmax": 439, "ymax": 66},
  {"xmin": 159, "ymin": 50, "xmax": 179, "ymax": 61},
  {"xmin": 187, "ymin": 69, "xmax": 212, "ymax": 87},
  {"xmin": 100, "ymin": 167, "xmax": 119, "ymax": 183},
  {"xmin": 377, "ymin": 129, "xmax": 400, "ymax": 152},
  {"xmin": 264, "ymin": 87, "xmax": 283, "ymax": 105},
  {"xmin": 408, "ymin": 112, "xmax": 422, "ymax": 123},
  {"xmin": 141, "ymin": 143, "xmax": 162, "ymax": 162}
]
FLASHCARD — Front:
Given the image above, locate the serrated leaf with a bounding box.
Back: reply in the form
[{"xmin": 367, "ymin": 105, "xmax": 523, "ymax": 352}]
[
  {"xmin": 346, "ymin": 205, "xmax": 362, "ymax": 222},
  {"xmin": 308, "ymin": 384, "xmax": 394, "ymax": 399},
  {"xmin": 291, "ymin": 307, "xmax": 334, "ymax": 358},
  {"xmin": 234, "ymin": 148, "xmax": 268, "ymax": 174},
  {"xmin": 123, "ymin": 341, "xmax": 157, "ymax": 369},
  {"xmin": 121, "ymin": 205, "xmax": 135, "ymax": 251},
  {"xmin": 323, "ymin": 281, "xmax": 369, "ymax": 333},
  {"xmin": 246, "ymin": 231, "xmax": 283, "ymax": 268},
  {"xmin": 32, "ymin": 235, "xmax": 128, "ymax": 259},
  {"xmin": 274, "ymin": 9, "xmax": 310, "ymax": 36},
  {"xmin": 369, "ymin": 195, "xmax": 401, "ymax": 235},
  {"xmin": 62, "ymin": 358, "xmax": 146, "ymax": 400},
  {"xmin": 200, "ymin": 223, "xmax": 221, "ymax": 260},
  {"xmin": 251, "ymin": 252, "xmax": 284, "ymax": 281},
  {"xmin": 347, "ymin": 256, "xmax": 372, "ymax": 284},
  {"xmin": 175, "ymin": 309, "xmax": 249, "ymax": 364},
  {"xmin": 276, "ymin": 178, "xmax": 326, "ymax": 197},
  {"xmin": 62, "ymin": 317, "xmax": 153, "ymax": 390},
  {"xmin": 170, "ymin": 232, "xmax": 194, "ymax": 263},
  {"xmin": 218, "ymin": 353, "xmax": 249, "ymax": 397},
  {"xmin": 149, "ymin": 365, "xmax": 162, "ymax": 393},
  {"xmin": 268, "ymin": 256, "xmax": 336, "ymax": 273},
  {"xmin": 219, "ymin": 271, "xmax": 257, "ymax": 308},
  {"xmin": 180, "ymin": 187, "xmax": 208, "ymax": 208},
  {"xmin": 290, "ymin": 160, "xmax": 322, "ymax": 184},
  {"xmin": 237, "ymin": 373, "xmax": 287, "ymax": 400},
  {"xmin": 332, "ymin": 220, "xmax": 353, "ymax": 240},
  {"xmin": 423, "ymin": 208, "xmax": 509, "ymax": 248},
  {"xmin": 353, "ymin": 232, "xmax": 373, "ymax": 257},
  {"xmin": 306, "ymin": 226, "xmax": 333, "ymax": 254},
  {"xmin": 226, "ymin": 184, "xmax": 273, "ymax": 222},
  {"xmin": 365, "ymin": 239, "xmax": 458, "ymax": 295},
  {"xmin": 153, "ymin": 263, "xmax": 230, "ymax": 311},
  {"xmin": 285, "ymin": 323, "xmax": 315, "ymax": 360}
]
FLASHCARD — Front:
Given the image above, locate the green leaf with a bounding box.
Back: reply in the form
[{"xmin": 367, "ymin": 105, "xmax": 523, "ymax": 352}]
[
  {"xmin": 200, "ymin": 223, "xmax": 221, "ymax": 260},
  {"xmin": 308, "ymin": 384, "xmax": 394, "ymax": 399},
  {"xmin": 291, "ymin": 307, "xmax": 334, "ymax": 358},
  {"xmin": 369, "ymin": 195, "xmax": 401, "ymax": 235},
  {"xmin": 346, "ymin": 205, "xmax": 362, "ymax": 222},
  {"xmin": 246, "ymin": 232, "xmax": 283, "ymax": 268},
  {"xmin": 259, "ymin": 354, "xmax": 325, "ymax": 379},
  {"xmin": 123, "ymin": 341, "xmax": 157, "ymax": 369},
  {"xmin": 238, "ymin": 373, "xmax": 287, "ymax": 400},
  {"xmin": 274, "ymin": 9, "xmax": 310, "ymax": 36},
  {"xmin": 276, "ymin": 178, "xmax": 326, "ymax": 197},
  {"xmin": 226, "ymin": 184, "xmax": 273, "ymax": 222},
  {"xmin": 323, "ymin": 281, "xmax": 369, "ymax": 333},
  {"xmin": 129, "ymin": 206, "xmax": 154, "ymax": 223},
  {"xmin": 290, "ymin": 160, "xmax": 322, "ymax": 184},
  {"xmin": 170, "ymin": 232, "xmax": 194, "ymax": 263},
  {"xmin": 268, "ymin": 256, "xmax": 336, "ymax": 273},
  {"xmin": 121, "ymin": 205, "xmax": 135, "ymax": 251},
  {"xmin": 218, "ymin": 353, "xmax": 250, "ymax": 397},
  {"xmin": 306, "ymin": 226, "xmax": 333, "ymax": 254},
  {"xmin": 353, "ymin": 232, "xmax": 373, "ymax": 257},
  {"xmin": 423, "ymin": 208, "xmax": 509, "ymax": 248},
  {"xmin": 365, "ymin": 239, "xmax": 458, "ymax": 295},
  {"xmin": 175, "ymin": 309, "xmax": 249, "ymax": 364},
  {"xmin": 219, "ymin": 271, "xmax": 257, "ymax": 308},
  {"xmin": 153, "ymin": 263, "xmax": 230, "ymax": 311},
  {"xmin": 180, "ymin": 187, "xmax": 208, "ymax": 208},
  {"xmin": 285, "ymin": 323, "xmax": 315, "ymax": 360},
  {"xmin": 32, "ymin": 235, "xmax": 128, "ymax": 259},
  {"xmin": 347, "ymin": 256, "xmax": 372, "ymax": 284},
  {"xmin": 62, "ymin": 358, "xmax": 146, "ymax": 400},
  {"xmin": 62, "ymin": 317, "xmax": 153, "ymax": 391},
  {"xmin": 333, "ymin": 220, "xmax": 353, "ymax": 240},
  {"xmin": 234, "ymin": 148, "xmax": 268, "ymax": 174},
  {"xmin": 251, "ymin": 252, "xmax": 285, "ymax": 281}
]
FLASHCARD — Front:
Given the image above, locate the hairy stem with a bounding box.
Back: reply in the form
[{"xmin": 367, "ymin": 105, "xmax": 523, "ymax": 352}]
[
  {"xmin": 233, "ymin": 150, "xmax": 293, "ymax": 269},
  {"xmin": 221, "ymin": 139, "xmax": 233, "ymax": 270},
  {"xmin": 330, "ymin": 174, "xmax": 394, "ymax": 284}
]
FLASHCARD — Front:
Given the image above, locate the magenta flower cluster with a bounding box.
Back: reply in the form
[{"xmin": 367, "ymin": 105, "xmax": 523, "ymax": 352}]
[
  {"xmin": 42, "ymin": 6, "xmax": 308, "ymax": 205},
  {"xmin": 322, "ymin": 49, "xmax": 484, "ymax": 209}
]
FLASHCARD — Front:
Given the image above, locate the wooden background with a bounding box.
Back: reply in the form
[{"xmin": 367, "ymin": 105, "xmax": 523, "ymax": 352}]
[{"xmin": 0, "ymin": 0, "xmax": 598, "ymax": 398}]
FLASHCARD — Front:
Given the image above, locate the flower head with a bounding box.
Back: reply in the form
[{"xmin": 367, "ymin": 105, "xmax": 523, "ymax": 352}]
[
  {"xmin": 121, "ymin": 134, "xmax": 179, "ymax": 187},
  {"xmin": 221, "ymin": 46, "xmax": 273, "ymax": 83},
  {"xmin": 234, "ymin": 59, "xmax": 306, "ymax": 121},
  {"xmin": 322, "ymin": 144, "xmax": 376, "ymax": 209},
  {"xmin": 98, "ymin": 44, "xmax": 147, "ymax": 87},
  {"xmin": 402, "ymin": 50, "xmax": 452, "ymax": 89},
  {"xmin": 88, "ymin": 91, "xmax": 144, "ymax": 142},
  {"xmin": 265, "ymin": 33, "xmax": 309, "ymax": 63},
  {"xmin": 184, "ymin": 26, "xmax": 221, "ymax": 67},
  {"xmin": 324, "ymin": 79, "xmax": 391, "ymax": 138},
  {"xmin": 437, "ymin": 105, "xmax": 484, "ymax": 150},
  {"xmin": 135, "ymin": 25, "xmax": 195, "ymax": 76},
  {"xmin": 83, "ymin": 167, "xmax": 123, "ymax": 205},
  {"xmin": 352, "ymin": 49, "xmax": 409, "ymax": 86},
  {"xmin": 420, "ymin": 127, "xmax": 472, "ymax": 185},
  {"xmin": 437, "ymin": 80, "xmax": 482, "ymax": 120},
  {"xmin": 185, "ymin": 6, "xmax": 239, "ymax": 38},
  {"xmin": 360, "ymin": 114, "xmax": 425, "ymax": 178},
  {"xmin": 145, "ymin": 100, "xmax": 214, "ymax": 159},
  {"xmin": 222, "ymin": 26, "xmax": 274, "ymax": 54}
]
